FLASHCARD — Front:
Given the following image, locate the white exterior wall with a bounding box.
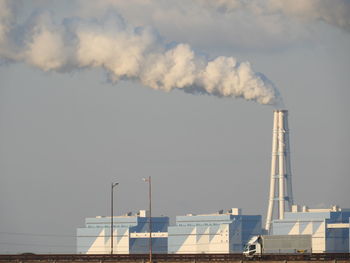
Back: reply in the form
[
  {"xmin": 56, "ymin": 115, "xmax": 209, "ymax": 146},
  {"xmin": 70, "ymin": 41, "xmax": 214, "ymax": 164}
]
[
  {"xmin": 312, "ymin": 222, "xmax": 326, "ymax": 253},
  {"xmin": 168, "ymin": 224, "xmax": 230, "ymax": 254},
  {"xmin": 77, "ymin": 227, "xmax": 130, "ymax": 254},
  {"xmin": 77, "ymin": 212, "xmax": 169, "ymax": 254},
  {"xmin": 168, "ymin": 212, "xmax": 261, "ymax": 254}
]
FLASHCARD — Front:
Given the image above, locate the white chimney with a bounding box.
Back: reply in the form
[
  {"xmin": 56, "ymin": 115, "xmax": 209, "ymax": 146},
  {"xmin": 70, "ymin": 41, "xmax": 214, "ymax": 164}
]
[{"xmin": 265, "ymin": 110, "xmax": 294, "ymax": 232}]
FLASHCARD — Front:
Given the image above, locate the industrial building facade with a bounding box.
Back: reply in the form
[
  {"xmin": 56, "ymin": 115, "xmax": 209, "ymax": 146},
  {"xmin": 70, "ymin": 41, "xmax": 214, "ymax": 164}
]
[
  {"xmin": 168, "ymin": 209, "xmax": 261, "ymax": 253},
  {"xmin": 77, "ymin": 208, "xmax": 261, "ymax": 254},
  {"xmin": 271, "ymin": 205, "xmax": 350, "ymax": 253},
  {"xmin": 77, "ymin": 210, "xmax": 169, "ymax": 254},
  {"xmin": 77, "ymin": 206, "xmax": 350, "ymax": 254}
]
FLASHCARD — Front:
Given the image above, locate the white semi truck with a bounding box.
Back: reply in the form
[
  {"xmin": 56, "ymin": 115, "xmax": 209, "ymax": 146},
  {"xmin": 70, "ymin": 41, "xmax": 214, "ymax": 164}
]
[{"xmin": 243, "ymin": 235, "xmax": 312, "ymax": 257}]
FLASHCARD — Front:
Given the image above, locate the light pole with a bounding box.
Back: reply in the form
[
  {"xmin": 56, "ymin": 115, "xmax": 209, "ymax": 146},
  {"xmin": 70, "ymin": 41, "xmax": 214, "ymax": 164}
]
[
  {"xmin": 143, "ymin": 176, "xmax": 152, "ymax": 263},
  {"xmin": 111, "ymin": 182, "xmax": 119, "ymax": 254}
]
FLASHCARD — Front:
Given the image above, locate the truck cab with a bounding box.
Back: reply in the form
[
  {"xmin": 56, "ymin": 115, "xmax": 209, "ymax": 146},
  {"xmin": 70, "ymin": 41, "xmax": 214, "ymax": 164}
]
[{"xmin": 243, "ymin": 236, "xmax": 262, "ymax": 257}]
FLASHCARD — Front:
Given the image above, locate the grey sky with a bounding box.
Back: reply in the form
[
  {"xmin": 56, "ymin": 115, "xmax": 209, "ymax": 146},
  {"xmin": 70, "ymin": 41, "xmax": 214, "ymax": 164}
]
[{"xmin": 0, "ymin": 0, "xmax": 349, "ymax": 253}]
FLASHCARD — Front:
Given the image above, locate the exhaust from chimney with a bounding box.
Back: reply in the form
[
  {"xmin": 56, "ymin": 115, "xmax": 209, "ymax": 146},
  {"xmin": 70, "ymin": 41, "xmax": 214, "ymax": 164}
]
[{"xmin": 0, "ymin": 0, "xmax": 283, "ymax": 106}]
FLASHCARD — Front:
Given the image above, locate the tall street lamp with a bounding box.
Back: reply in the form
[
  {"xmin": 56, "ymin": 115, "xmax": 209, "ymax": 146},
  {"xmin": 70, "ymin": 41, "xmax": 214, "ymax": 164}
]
[
  {"xmin": 143, "ymin": 176, "xmax": 152, "ymax": 263},
  {"xmin": 111, "ymin": 182, "xmax": 119, "ymax": 254}
]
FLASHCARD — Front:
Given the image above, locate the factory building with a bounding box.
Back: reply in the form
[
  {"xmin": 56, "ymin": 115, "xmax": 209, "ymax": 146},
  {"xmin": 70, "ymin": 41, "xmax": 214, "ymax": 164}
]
[
  {"xmin": 168, "ymin": 208, "xmax": 261, "ymax": 253},
  {"xmin": 271, "ymin": 205, "xmax": 350, "ymax": 253},
  {"xmin": 77, "ymin": 208, "xmax": 261, "ymax": 254},
  {"xmin": 77, "ymin": 210, "xmax": 169, "ymax": 254},
  {"xmin": 77, "ymin": 110, "xmax": 349, "ymax": 254}
]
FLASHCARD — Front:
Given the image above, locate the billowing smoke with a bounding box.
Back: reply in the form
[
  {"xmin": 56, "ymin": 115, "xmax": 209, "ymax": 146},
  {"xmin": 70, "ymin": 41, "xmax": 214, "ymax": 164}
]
[{"xmin": 0, "ymin": 0, "xmax": 281, "ymax": 105}]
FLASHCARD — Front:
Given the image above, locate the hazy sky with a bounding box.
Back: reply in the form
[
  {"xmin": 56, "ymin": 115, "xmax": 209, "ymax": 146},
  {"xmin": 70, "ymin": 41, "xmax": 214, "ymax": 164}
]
[{"xmin": 0, "ymin": 0, "xmax": 349, "ymax": 253}]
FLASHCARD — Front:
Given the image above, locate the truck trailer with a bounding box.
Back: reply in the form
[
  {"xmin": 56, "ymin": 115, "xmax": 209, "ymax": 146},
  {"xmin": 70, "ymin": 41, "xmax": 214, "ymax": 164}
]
[{"xmin": 243, "ymin": 235, "xmax": 312, "ymax": 257}]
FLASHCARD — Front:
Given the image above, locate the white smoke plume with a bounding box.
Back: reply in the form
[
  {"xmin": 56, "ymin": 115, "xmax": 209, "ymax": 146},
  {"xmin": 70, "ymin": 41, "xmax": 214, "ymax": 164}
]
[{"xmin": 0, "ymin": 0, "xmax": 281, "ymax": 105}]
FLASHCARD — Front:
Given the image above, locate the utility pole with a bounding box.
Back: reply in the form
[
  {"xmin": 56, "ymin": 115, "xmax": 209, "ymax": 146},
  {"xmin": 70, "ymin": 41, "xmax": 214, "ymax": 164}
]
[
  {"xmin": 111, "ymin": 182, "xmax": 119, "ymax": 254},
  {"xmin": 143, "ymin": 176, "xmax": 152, "ymax": 263}
]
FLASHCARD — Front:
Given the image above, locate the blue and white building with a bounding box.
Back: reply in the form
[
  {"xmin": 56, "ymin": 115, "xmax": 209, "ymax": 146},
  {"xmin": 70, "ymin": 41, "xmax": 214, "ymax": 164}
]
[
  {"xmin": 77, "ymin": 210, "xmax": 169, "ymax": 254},
  {"xmin": 168, "ymin": 208, "xmax": 261, "ymax": 253},
  {"xmin": 77, "ymin": 205, "xmax": 350, "ymax": 254},
  {"xmin": 77, "ymin": 208, "xmax": 261, "ymax": 254},
  {"xmin": 271, "ymin": 205, "xmax": 350, "ymax": 253}
]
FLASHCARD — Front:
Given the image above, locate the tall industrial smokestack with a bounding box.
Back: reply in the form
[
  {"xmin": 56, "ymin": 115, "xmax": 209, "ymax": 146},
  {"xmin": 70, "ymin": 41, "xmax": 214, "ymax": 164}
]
[{"xmin": 265, "ymin": 110, "xmax": 293, "ymax": 232}]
